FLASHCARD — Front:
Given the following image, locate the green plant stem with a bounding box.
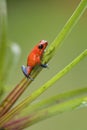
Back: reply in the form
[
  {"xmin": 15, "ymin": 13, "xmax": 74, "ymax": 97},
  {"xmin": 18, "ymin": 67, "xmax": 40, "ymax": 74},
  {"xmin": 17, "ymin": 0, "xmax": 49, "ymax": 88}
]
[
  {"xmin": 0, "ymin": 0, "xmax": 86, "ymax": 117},
  {"xmin": 3, "ymin": 96, "xmax": 87, "ymax": 130},
  {"xmin": 0, "ymin": 49, "xmax": 87, "ymax": 126},
  {"xmin": 3, "ymin": 86, "xmax": 87, "ymax": 130},
  {"xmin": 0, "ymin": 78, "xmax": 27, "ymax": 117},
  {"xmin": 7, "ymin": 86, "xmax": 86, "ymax": 121},
  {"xmin": 0, "ymin": 0, "xmax": 8, "ymax": 76},
  {"xmin": 21, "ymin": 87, "xmax": 87, "ymax": 116},
  {"xmin": 0, "ymin": 0, "xmax": 8, "ymax": 101},
  {"xmin": 21, "ymin": 96, "xmax": 87, "ymax": 129},
  {"xmin": 43, "ymin": 0, "xmax": 87, "ymax": 63}
]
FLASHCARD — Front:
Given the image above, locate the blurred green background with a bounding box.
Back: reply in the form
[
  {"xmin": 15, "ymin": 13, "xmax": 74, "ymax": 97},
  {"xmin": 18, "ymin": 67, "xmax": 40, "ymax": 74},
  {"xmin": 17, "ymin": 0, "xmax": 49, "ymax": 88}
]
[{"xmin": 7, "ymin": 0, "xmax": 87, "ymax": 130}]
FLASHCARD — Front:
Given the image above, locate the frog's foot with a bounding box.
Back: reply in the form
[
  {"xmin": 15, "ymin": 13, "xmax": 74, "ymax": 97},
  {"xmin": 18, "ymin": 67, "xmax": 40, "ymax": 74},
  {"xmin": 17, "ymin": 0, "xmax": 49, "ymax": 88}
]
[
  {"xmin": 21, "ymin": 65, "xmax": 33, "ymax": 80},
  {"xmin": 40, "ymin": 63, "xmax": 48, "ymax": 68}
]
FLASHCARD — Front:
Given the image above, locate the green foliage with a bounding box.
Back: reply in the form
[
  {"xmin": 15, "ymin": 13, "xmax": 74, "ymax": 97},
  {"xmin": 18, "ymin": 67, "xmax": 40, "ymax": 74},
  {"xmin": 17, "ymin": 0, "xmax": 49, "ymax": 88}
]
[
  {"xmin": 0, "ymin": 0, "xmax": 87, "ymax": 130},
  {"xmin": 0, "ymin": 0, "xmax": 21, "ymax": 100}
]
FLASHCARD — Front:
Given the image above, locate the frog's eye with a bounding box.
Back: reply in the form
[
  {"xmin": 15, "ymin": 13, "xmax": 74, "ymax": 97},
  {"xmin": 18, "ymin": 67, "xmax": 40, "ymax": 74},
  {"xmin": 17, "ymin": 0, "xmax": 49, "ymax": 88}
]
[{"xmin": 38, "ymin": 44, "xmax": 43, "ymax": 49}]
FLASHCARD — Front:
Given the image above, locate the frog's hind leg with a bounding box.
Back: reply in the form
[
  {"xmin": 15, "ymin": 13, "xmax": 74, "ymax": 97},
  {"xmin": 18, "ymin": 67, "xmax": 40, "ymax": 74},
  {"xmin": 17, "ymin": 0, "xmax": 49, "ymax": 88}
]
[
  {"xmin": 21, "ymin": 65, "xmax": 34, "ymax": 81},
  {"xmin": 21, "ymin": 65, "xmax": 33, "ymax": 80},
  {"xmin": 21, "ymin": 65, "xmax": 29, "ymax": 77}
]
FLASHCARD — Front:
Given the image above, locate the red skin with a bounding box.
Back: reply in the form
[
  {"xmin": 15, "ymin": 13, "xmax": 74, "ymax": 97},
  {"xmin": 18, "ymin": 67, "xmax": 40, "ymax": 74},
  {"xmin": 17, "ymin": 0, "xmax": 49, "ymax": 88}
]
[{"xmin": 26, "ymin": 40, "xmax": 48, "ymax": 75}]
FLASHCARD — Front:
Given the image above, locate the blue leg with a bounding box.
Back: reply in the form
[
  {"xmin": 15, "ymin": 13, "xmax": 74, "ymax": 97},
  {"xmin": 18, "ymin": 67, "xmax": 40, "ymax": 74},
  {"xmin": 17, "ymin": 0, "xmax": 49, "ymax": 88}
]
[
  {"xmin": 40, "ymin": 63, "xmax": 48, "ymax": 68},
  {"xmin": 21, "ymin": 65, "xmax": 34, "ymax": 80},
  {"xmin": 21, "ymin": 65, "xmax": 29, "ymax": 77}
]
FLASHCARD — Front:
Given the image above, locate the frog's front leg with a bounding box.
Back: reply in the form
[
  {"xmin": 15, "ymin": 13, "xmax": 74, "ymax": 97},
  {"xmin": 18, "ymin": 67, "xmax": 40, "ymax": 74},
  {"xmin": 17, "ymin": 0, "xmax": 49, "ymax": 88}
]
[{"xmin": 40, "ymin": 63, "xmax": 48, "ymax": 68}]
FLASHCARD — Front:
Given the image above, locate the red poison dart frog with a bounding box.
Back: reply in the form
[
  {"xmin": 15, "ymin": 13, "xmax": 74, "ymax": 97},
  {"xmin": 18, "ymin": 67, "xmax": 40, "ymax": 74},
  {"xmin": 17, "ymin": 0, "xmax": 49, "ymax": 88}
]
[{"xmin": 21, "ymin": 40, "xmax": 48, "ymax": 79}]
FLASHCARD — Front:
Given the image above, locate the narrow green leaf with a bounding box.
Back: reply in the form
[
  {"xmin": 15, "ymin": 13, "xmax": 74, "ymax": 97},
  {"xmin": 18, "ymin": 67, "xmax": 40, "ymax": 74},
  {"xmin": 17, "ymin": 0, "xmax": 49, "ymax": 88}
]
[
  {"xmin": 21, "ymin": 87, "xmax": 87, "ymax": 116},
  {"xmin": 0, "ymin": 0, "xmax": 8, "ymax": 75},
  {"xmin": 0, "ymin": 0, "xmax": 8, "ymax": 100},
  {"xmin": 43, "ymin": 0, "xmax": 87, "ymax": 63}
]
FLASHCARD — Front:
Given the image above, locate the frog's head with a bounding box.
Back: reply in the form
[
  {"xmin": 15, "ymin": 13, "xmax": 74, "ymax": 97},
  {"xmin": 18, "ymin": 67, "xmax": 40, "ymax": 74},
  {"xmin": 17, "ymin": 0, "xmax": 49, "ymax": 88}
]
[{"xmin": 38, "ymin": 40, "xmax": 48, "ymax": 50}]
